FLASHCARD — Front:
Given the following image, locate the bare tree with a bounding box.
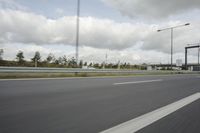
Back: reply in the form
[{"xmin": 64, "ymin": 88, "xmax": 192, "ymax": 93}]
[
  {"xmin": 32, "ymin": 51, "xmax": 41, "ymax": 62},
  {"xmin": 84, "ymin": 61, "xmax": 87, "ymax": 66},
  {"xmin": 46, "ymin": 53, "xmax": 55, "ymax": 63},
  {"xmin": 62, "ymin": 55, "xmax": 68, "ymax": 66},
  {"xmin": 79, "ymin": 60, "xmax": 83, "ymax": 67},
  {"xmin": 16, "ymin": 51, "xmax": 25, "ymax": 64},
  {"xmin": 32, "ymin": 51, "xmax": 41, "ymax": 67}
]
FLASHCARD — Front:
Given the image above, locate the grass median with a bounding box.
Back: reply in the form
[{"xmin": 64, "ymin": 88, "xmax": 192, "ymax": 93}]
[{"xmin": 0, "ymin": 72, "xmax": 141, "ymax": 79}]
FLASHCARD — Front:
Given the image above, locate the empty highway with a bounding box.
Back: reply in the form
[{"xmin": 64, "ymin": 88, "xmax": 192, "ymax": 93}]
[{"xmin": 0, "ymin": 74, "xmax": 200, "ymax": 133}]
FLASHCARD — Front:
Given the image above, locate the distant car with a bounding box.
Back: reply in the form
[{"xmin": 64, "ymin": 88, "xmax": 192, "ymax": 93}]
[
  {"xmin": 82, "ymin": 66, "xmax": 88, "ymax": 69},
  {"xmin": 88, "ymin": 67, "xmax": 95, "ymax": 69},
  {"xmin": 82, "ymin": 66, "xmax": 96, "ymax": 69}
]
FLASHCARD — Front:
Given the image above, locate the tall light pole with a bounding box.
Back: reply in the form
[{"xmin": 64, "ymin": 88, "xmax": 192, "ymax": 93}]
[
  {"xmin": 76, "ymin": 0, "xmax": 80, "ymax": 66},
  {"xmin": 198, "ymin": 47, "xmax": 200, "ymax": 65},
  {"xmin": 157, "ymin": 23, "xmax": 190, "ymax": 70}
]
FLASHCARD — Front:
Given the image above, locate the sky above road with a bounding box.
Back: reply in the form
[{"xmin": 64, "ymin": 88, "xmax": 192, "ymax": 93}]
[{"xmin": 0, "ymin": 0, "xmax": 200, "ymax": 64}]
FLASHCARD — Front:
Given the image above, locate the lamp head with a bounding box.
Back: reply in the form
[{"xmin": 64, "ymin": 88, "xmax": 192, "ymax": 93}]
[{"xmin": 185, "ymin": 23, "xmax": 190, "ymax": 26}]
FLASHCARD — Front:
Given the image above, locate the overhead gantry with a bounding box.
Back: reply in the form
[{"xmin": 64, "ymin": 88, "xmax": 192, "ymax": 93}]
[{"xmin": 185, "ymin": 44, "xmax": 200, "ymax": 70}]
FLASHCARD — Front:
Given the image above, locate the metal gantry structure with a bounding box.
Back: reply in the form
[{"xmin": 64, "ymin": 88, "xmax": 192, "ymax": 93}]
[
  {"xmin": 157, "ymin": 23, "xmax": 190, "ymax": 70},
  {"xmin": 185, "ymin": 44, "xmax": 200, "ymax": 70}
]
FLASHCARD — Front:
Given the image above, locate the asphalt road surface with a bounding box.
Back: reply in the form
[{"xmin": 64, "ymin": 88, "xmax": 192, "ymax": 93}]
[{"xmin": 0, "ymin": 74, "xmax": 200, "ymax": 133}]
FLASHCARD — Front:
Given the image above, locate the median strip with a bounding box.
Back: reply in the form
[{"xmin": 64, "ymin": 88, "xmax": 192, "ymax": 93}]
[
  {"xmin": 100, "ymin": 92, "xmax": 200, "ymax": 133},
  {"xmin": 113, "ymin": 79, "xmax": 163, "ymax": 85}
]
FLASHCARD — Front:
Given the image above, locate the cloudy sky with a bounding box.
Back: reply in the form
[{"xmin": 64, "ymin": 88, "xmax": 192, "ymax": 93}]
[{"xmin": 0, "ymin": 0, "xmax": 200, "ymax": 64}]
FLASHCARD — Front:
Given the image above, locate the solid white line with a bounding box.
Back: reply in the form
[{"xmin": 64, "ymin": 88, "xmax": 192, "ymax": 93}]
[
  {"xmin": 113, "ymin": 79, "xmax": 163, "ymax": 85},
  {"xmin": 100, "ymin": 92, "xmax": 200, "ymax": 133}
]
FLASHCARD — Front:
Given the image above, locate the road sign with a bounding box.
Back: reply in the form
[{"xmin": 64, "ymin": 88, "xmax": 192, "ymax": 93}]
[{"xmin": 176, "ymin": 59, "xmax": 182, "ymax": 67}]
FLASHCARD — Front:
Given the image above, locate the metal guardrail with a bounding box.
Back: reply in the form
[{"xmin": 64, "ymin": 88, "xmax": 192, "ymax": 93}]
[
  {"xmin": 0, "ymin": 66, "xmax": 145, "ymax": 73},
  {"xmin": 0, "ymin": 66, "xmax": 198, "ymax": 74}
]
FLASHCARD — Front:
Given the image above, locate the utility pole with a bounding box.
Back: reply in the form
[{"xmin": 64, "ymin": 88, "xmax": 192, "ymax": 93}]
[
  {"xmin": 106, "ymin": 53, "xmax": 108, "ymax": 65},
  {"xmin": 171, "ymin": 28, "xmax": 173, "ymax": 70},
  {"xmin": 35, "ymin": 58, "xmax": 37, "ymax": 67},
  {"xmin": 198, "ymin": 47, "xmax": 200, "ymax": 65},
  {"xmin": 76, "ymin": 0, "xmax": 80, "ymax": 66},
  {"xmin": 118, "ymin": 60, "xmax": 120, "ymax": 70}
]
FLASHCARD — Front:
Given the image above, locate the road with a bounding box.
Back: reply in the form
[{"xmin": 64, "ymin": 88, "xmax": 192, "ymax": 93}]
[{"xmin": 0, "ymin": 74, "xmax": 200, "ymax": 133}]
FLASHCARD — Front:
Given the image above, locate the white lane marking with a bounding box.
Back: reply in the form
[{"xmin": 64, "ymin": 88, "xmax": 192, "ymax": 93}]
[
  {"xmin": 113, "ymin": 79, "xmax": 163, "ymax": 85},
  {"xmin": 100, "ymin": 92, "xmax": 200, "ymax": 133}
]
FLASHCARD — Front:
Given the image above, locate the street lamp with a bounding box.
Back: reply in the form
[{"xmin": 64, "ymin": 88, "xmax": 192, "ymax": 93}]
[
  {"xmin": 157, "ymin": 23, "xmax": 190, "ymax": 70},
  {"xmin": 198, "ymin": 47, "xmax": 200, "ymax": 65},
  {"xmin": 76, "ymin": 0, "xmax": 80, "ymax": 66}
]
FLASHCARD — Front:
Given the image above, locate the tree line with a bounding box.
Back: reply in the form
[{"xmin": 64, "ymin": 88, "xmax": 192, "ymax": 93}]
[{"xmin": 0, "ymin": 49, "xmax": 146, "ymax": 69}]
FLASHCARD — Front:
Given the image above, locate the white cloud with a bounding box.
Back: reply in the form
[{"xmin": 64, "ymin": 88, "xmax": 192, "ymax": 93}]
[
  {"xmin": 2, "ymin": 9, "xmax": 195, "ymax": 54},
  {"xmin": 0, "ymin": 9, "xmax": 150, "ymax": 50},
  {"xmin": 0, "ymin": 8, "xmax": 200, "ymax": 64},
  {"xmin": 103, "ymin": 0, "xmax": 200, "ymax": 19}
]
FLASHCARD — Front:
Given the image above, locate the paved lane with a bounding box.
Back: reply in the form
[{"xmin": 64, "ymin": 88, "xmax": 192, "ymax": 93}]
[
  {"xmin": 0, "ymin": 74, "xmax": 199, "ymax": 133},
  {"xmin": 137, "ymin": 99, "xmax": 200, "ymax": 133}
]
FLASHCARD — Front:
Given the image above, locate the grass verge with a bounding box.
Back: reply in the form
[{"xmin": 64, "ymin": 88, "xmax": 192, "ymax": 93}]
[{"xmin": 0, "ymin": 71, "xmax": 199, "ymax": 79}]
